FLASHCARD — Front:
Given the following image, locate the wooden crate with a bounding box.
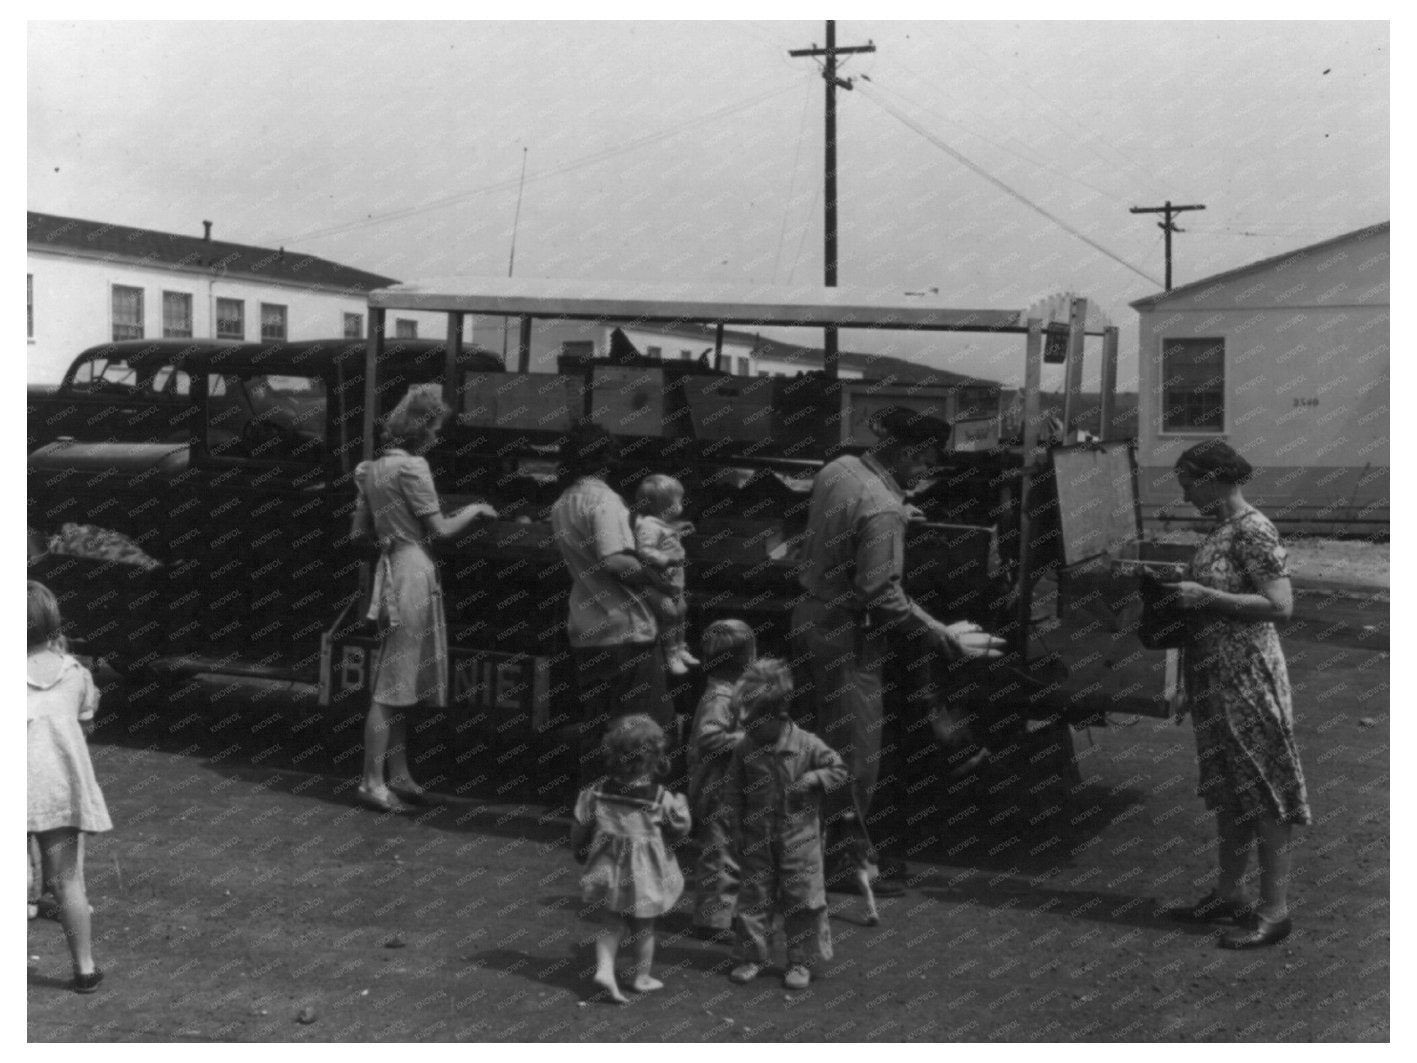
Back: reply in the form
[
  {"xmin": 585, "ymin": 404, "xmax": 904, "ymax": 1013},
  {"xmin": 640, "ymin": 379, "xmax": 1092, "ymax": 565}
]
[{"xmin": 461, "ymin": 372, "xmax": 583, "ymax": 433}]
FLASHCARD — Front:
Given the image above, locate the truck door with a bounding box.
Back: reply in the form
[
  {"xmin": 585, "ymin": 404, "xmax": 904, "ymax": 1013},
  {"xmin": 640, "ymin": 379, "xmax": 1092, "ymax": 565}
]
[{"xmin": 190, "ymin": 368, "xmax": 346, "ymax": 673}]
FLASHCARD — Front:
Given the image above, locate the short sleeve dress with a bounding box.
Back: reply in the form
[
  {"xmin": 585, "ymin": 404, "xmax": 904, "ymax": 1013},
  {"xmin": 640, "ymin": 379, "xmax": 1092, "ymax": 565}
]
[
  {"xmin": 353, "ymin": 450, "xmax": 449, "ymax": 708},
  {"xmin": 1182, "ymin": 508, "xmax": 1311, "ymax": 826},
  {"xmin": 28, "ymin": 652, "xmax": 113, "ymax": 834},
  {"xmin": 574, "ymin": 780, "xmax": 689, "ymax": 918}
]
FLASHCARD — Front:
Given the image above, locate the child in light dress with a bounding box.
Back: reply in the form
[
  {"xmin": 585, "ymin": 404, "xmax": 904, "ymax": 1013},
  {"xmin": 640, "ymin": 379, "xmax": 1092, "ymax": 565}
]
[
  {"xmin": 724, "ymin": 658, "xmax": 848, "ymax": 991},
  {"xmin": 27, "ymin": 581, "xmax": 112, "ymax": 994},
  {"xmin": 570, "ymin": 714, "xmax": 692, "ymax": 1003},
  {"xmin": 633, "ymin": 474, "xmax": 699, "ymax": 675},
  {"xmin": 687, "ymin": 619, "xmax": 755, "ymax": 938}
]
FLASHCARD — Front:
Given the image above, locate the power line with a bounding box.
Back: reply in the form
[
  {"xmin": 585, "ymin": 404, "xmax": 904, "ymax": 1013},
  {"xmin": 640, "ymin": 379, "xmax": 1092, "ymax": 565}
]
[
  {"xmin": 862, "ymin": 73, "xmax": 1136, "ymax": 207},
  {"xmin": 1129, "ymin": 201, "xmax": 1206, "ymax": 290},
  {"xmin": 858, "ymin": 84, "xmax": 1162, "ymax": 287},
  {"xmin": 771, "ymin": 77, "xmax": 817, "ymax": 281},
  {"xmin": 264, "ymin": 82, "xmax": 801, "ymax": 248}
]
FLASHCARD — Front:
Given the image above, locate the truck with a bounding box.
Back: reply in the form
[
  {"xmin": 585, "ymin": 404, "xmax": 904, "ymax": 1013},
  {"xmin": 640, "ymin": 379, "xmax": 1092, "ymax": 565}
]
[{"xmin": 27, "ymin": 281, "xmax": 1185, "ymax": 828}]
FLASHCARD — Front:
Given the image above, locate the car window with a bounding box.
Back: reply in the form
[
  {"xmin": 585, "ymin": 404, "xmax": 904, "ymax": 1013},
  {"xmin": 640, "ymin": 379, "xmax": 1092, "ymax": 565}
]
[
  {"xmin": 150, "ymin": 366, "xmax": 192, "ymax": 396},
  {"xmin": 207, "ymin": 372, "xmax": 326, "ymax": 463},
  {"xmin": 71, "ymin": 358, "xmax": 138, "ymax": 390}
]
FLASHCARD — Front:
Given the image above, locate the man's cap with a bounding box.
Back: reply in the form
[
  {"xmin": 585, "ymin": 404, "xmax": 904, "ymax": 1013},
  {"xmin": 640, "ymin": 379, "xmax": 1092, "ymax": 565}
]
[{"xmin": 868, "ymin": 406, "xmax": 952, "ymax": 451}]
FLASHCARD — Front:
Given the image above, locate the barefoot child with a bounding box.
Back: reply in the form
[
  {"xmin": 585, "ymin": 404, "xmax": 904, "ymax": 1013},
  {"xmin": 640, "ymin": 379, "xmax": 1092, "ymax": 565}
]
[
  {"xmin": 27, "ymin": 581, "xmax": 112, "ymax": 993},
  {"xmin": 724, "ymin": 658, "xmax": 848, "ymax": 991},
  {"xmin": 571, "ymin": 715, "xmax": 691, "ymax": 1002},
  {"xmin": 632, "ymin": 474, "xmax": 698, "ymax": 675},
  {"xmin": 687, "ymin": 619, "xmax": 755, "ymax": 938}
]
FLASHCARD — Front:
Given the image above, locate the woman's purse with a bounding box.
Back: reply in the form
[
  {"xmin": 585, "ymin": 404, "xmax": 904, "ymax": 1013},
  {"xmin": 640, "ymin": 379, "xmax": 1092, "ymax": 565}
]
[{"xmin": 1137, "ymin": 573, "xmax": 1188, "ymax": 650}]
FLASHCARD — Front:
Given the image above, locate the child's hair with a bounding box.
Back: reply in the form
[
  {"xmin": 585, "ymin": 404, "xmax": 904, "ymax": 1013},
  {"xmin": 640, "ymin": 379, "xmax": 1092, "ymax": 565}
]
[
  {"xmin": 600, "ymin": 714, "xmax": 669, "ymax": 783},
  {"xmin": 701, "ymin": 618, "xmax": 756, "ymax": 672},
  {"xmin": 634, "ymin": 474, "xmax": 684, "ymax": 517},
  {"xmin": 27, "ymin": 581, "xmax": 63, "ymax": 651},
  {"xmin": 735, "ymin": 657, "xmax": 794, "ymax": 721}
]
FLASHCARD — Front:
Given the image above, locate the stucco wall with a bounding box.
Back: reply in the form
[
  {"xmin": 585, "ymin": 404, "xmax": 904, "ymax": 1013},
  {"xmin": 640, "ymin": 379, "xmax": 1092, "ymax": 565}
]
[{"xmin": 1136, "ymin": 228, "xmax": 1389, "ymax": 524}]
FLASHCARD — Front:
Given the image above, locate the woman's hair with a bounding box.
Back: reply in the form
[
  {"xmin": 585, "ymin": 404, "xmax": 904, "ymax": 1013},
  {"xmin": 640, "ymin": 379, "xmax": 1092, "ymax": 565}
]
[
  {"xmin": 700, "ymin": 618, "xmax": 756, "ymax": 672},
  {"xmin": 561, "ymin": 419, "xmax": 621, "ymax": 481},
  {"xmin": 27, "ymin": 581, "xmax": 63, "ymax": 651},
  {"xmin": 634, "ymin": 474, "xmax": 684, "ymax": 517},
  {"xmin": 735, "ymin": 657, "xmax": 794, "ymax": 720},
  {"xmin": 381, "ymin": 384, "xmax": 449, "ymax": 455},
  {"xmin": 1175, "ymin": 439, "xmax": 1253, "ymax": 486},
  {"xmin": 600, "ymin": 714, "xmax": 668, "ymax": 783}
]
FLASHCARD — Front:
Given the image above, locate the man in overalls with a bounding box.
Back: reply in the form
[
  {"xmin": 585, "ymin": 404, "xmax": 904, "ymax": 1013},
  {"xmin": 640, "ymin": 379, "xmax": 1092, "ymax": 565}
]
[{"xmin": 790, "ymin": 406, "xmax": 995, "ymax": 895}]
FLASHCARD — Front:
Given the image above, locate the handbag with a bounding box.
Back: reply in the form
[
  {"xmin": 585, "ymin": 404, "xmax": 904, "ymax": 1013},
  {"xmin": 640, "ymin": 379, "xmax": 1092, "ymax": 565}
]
[{"xmin": 1137, "ymin": 573, "xmax": 1188, "ymax": 650}]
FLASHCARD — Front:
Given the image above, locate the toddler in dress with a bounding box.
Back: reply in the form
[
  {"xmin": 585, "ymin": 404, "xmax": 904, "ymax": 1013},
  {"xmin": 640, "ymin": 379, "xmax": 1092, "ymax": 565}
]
[
  {"xmin": 27, "ymin": 581, "xmax": 112, "ymax": 993},
  {"xmin": 632, "ymin": 474, "xmax": 699, "ymax": 675},
  {"xmin": 570, "ymin": 714, "xmax": 691, "ymax": 1003}
]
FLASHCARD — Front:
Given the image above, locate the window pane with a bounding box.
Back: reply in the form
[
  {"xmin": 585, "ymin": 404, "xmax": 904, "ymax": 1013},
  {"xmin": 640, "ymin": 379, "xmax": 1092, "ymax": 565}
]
[
  {"xmin": 395, "ymin": 319, "xmax": 418, "ymax": 339},
  {"xmin": 1161, "ymin": 338, "xmax": 1225, "ymax": 432},
  {"xmin": 217, "ymin": 298, "xmax": 244, "ymax": 340},
  {"xmin": 260, "ymin": 303, "xmax": 288, "ymax": 341},
  {"xmin": 112, "ymin": 285, "xmax": 144, "ymax": 341},
  {"xmin": 163, "ymin": 291, "xmax": 193, "ymax": 338},
  {"xmin": 343, "ymin": 312, "xmax": 363, "ymax": 339}
]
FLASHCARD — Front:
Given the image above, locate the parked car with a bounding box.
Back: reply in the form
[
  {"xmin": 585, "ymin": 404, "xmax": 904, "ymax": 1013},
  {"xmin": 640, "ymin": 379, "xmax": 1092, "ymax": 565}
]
[{"xmin": 27, "ymin": 340, "xmax": 220, "ymax": 452}]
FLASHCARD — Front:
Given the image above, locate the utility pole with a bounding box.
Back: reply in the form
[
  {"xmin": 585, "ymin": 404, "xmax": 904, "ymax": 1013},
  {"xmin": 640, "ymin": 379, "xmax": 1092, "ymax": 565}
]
[
  {"xmin": 790, "ymin": 21, "xmax": 874, "ymax": 377},
  {"xmin": 1130, "ymin": 200, "xmax": 1205, "ymax": 291}
]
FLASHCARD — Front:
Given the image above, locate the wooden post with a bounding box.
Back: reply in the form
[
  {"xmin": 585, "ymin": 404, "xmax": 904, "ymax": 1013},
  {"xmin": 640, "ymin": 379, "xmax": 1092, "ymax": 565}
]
[
  {"xmin": 714, "ymin": 323, "xmax": 725, "ymax": 372},
  {"xmin": 1099, "ymin": 325, "xmax": 1119, "ymax": 441},
  {"xmin": 362, "ymin": 309, "xmax": 385, "ymax": 463},
  {"xmin": 1060, "ymin": 297, "xmax": 1088, "ymax": 441},
  {"xmin": 516, "ymin": 316, "xmax": 533, "ymax": 374},
  {"xmin": 444, "ymin": 312, "xmax": 463, "ymax": 412},
  {"xmin": 1014, "ymin": 318, "xmax": 1045, "ymax": 663}
]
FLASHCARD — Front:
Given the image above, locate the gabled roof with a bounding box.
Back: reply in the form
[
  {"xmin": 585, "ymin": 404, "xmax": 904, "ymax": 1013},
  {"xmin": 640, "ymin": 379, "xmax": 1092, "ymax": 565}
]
[
  {"xmin": 1129, "ymin": 221, "xmax": 1389, "ymax": 310},
  {"xmin": 27, "ymin": 211, "xmax": 399, "ymax": 294}
]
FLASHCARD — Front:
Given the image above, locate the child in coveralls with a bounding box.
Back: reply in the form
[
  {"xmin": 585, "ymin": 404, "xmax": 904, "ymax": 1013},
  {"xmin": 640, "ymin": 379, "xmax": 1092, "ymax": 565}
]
[
  {"xmin": 571, "ymin": 715, "xmax": 692, "ymax": 1003},
  {"xmin": 687, "ymin": 619, "xmax": 756, "ymax": 939},
  {"xmin": 724, "ymin": 658, "xmax": 848, "ymax": 990}
]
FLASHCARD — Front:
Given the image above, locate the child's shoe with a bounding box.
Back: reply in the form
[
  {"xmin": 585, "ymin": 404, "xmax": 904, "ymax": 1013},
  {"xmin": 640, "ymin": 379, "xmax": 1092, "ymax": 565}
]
[
  {"xmin": 729, "ymin": 962, "xmax": 762, "ymax": 984},
  {"xmin": 783, "ymin": 964, "xmax": 812, "ymax": 990}
]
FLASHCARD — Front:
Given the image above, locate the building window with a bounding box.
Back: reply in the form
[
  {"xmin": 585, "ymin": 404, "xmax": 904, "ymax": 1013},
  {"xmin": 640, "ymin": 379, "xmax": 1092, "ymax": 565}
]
[
  {"xmin": 343, "ymin": 312, "xmax": 364, "ymax": 339},
  {"xmin": 681, "ymin": 349, "xmax": 693, "ymax": 361},
  {"xmin": 216, "ymin": 298, "xmax": 244, "ymax": 340},
  {"xmin": 395, "ymin": 319, "xmax": 418, "ymax": 339},
  {"xmin": 645, "ymin": 345, "xmax": 662, "ymax": 360},
  {"xmin": 1161, "ymin": 338, "xmax": 1225, "ymax": 433},
  {"xmin": 162, "ymin": 291, "xmax": 193, "ymax": 338},
  {"xmin": 260, "ymin": 303, "xmax": 288, "ymax": 342},
  {"xmin": 27, "ymin": 274, "xmax": 33, "ymax": 339},
  {"xmin": 112, "ymin": 285, "xmax": 144, "ymax": 341}
]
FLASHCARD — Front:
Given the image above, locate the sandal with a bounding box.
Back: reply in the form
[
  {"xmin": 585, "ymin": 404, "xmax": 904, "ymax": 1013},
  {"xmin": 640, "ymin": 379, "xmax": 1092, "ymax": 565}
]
[
  {"xmin": 388, "ymin": 782, "xmax": 437, "ymax": 806},
  {"xmin": 73, "ymin": 968, "xmax": 104, "ymax": 994},
  {"xmin": 356, "ymin": 785, "xmax": 412, "ymax": 814}
]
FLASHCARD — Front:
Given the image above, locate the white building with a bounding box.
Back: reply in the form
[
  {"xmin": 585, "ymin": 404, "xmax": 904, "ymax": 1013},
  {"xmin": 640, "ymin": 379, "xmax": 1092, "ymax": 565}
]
[
  {"xmin": 26, "ymin": 212, "xmax": 446, "ymax": 383},
  {"xmin": 1132, "ymin": 221, "xmax": 1389, "ymax": 531}
]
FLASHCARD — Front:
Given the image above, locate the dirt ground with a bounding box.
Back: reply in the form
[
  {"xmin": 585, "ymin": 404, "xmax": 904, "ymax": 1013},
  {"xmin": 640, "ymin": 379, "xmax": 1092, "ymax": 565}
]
[{"xmin": 26, "ymin": 601, "xmax": 1389, "ymax": 1043}]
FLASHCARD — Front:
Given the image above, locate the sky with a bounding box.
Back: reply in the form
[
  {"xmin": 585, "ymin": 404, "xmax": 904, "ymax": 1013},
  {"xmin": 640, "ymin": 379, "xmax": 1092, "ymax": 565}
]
[{"xmin": 26, "ymin": 19, "xmax": 1390, "ymax": 388}]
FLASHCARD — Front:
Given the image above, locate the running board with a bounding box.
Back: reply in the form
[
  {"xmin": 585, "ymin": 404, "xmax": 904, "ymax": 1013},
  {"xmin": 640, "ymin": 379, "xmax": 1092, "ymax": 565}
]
[{"xmin": 142, "ymin": 654, "xmax": 310, "ymax": 683}]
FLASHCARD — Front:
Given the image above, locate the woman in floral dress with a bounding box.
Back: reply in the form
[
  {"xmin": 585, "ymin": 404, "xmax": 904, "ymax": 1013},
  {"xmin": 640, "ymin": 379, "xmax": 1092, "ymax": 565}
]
[{"xmin": 1163, "ymin": 440, "xmax": 1310, "ymax": 949}]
